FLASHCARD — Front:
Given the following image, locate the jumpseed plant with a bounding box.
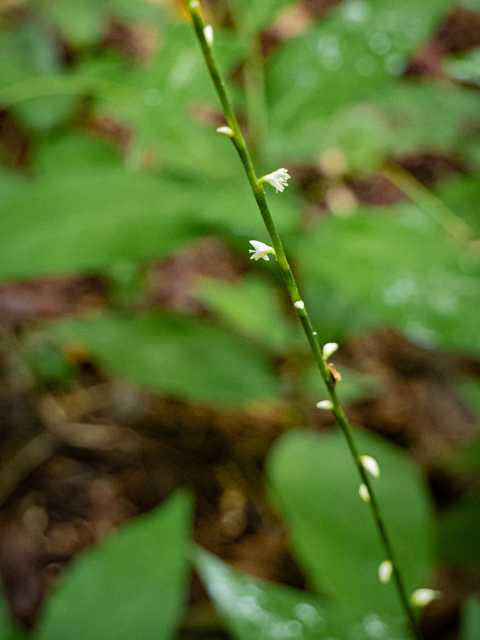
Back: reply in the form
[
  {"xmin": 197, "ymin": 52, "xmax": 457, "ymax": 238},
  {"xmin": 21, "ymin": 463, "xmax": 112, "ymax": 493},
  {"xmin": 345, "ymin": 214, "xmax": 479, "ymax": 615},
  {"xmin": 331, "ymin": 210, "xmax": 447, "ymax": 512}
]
[{"xmin": 184, "ymin": 2, "xmax": 437, "ymax": 638}]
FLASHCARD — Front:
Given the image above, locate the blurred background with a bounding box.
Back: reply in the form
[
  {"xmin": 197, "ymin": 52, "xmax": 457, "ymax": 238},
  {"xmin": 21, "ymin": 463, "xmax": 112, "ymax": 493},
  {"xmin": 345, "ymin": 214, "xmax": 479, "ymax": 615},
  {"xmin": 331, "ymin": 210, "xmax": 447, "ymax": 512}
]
[{"xmin": 0, "ymin": 0, "xmax": 480, "ymax": 637}]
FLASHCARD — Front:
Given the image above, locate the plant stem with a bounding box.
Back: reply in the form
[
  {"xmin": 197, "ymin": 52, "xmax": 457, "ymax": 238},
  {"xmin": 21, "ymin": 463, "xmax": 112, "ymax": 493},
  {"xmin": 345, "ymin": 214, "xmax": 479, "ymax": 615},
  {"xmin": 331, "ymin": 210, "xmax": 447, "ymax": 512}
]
[
  {"xmin": 185, "ymin": 3, "xmax": 423, "ymax": 638},
  {"xmin": 381, "ymin": 159, "xmax": 472, "ymax": 245},
  {"xmin": 243, "ymin": 39, "xmax": 268, "ymax": 159}
]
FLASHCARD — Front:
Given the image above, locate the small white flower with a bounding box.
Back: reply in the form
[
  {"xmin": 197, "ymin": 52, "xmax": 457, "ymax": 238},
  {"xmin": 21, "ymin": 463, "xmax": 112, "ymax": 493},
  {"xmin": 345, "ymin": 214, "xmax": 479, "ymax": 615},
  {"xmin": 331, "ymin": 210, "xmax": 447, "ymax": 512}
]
[
  {"xmin": 410, "ymin": 589, "xmax": 442, "ymax": 607},
  {"xmin": 249, "ymin": 240, "xmax": 275, "ymax": 261},
  {"xmin": 359, "ymin": 484, "xmax": 370, "ymax": 502},
  {"xmin": 322, "ymin": 342, "xmax": 338, "ymax": 359},
  {"xmin": 361, "ymin": 455, "xmax": 380, "ymax": 478},
  {"xmin": 216, "ymin": 126, "xmax": 234, "ymax": 136},
  {"xmin": 316, "ymin": 400, "xmax": 333, "ymax": 410},
  {"xmin": 294, "ymin": 300, "xmax": 304, "ymax": 310},
  {"xmin": 378, "ymin": 560, "xmax": 393, "ymax": 584},
  {"xmin": 260, "ymin": 168, "xmax": 290, "ymax": 193},
  {"xmin": 204, "ymin": 25, "xmax": 214, "ymax": 46}
]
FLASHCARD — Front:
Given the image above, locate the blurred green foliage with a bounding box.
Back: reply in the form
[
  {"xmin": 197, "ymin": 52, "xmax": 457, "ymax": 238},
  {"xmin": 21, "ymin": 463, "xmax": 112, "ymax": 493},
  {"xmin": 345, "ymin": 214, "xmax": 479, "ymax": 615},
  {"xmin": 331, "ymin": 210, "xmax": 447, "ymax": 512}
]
[
  {"xmin": 267, "ymin": 429, "xmax": 433, "ymax": 621},
  {"xmin": 0, "ymin": 0, "xmax": 480, "ymax": 637},
  {"xmin": 195, "ymin": 546, "xmax": 408, "ymax": 640}
]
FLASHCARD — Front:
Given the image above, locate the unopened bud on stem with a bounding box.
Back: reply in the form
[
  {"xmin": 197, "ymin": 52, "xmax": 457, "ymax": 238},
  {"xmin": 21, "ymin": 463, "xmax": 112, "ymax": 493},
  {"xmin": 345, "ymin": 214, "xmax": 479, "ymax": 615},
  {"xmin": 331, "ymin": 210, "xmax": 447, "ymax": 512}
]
[
  {"xmin": 322, "ymin": 342, "xmax": 338, "ymax": 359},
  {"xmin": 361, "ymin": 455, "xmax": 380, "ymax": 478},
  {"xmin": 316, "ymin": 400, "xmax": 333, "ymax": 410}
]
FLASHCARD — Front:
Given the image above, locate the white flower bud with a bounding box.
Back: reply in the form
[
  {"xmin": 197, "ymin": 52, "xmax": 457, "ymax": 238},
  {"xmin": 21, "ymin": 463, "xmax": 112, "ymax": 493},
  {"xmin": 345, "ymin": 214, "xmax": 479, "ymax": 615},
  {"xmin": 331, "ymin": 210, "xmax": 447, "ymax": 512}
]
[
  {"xmin": 294, "ymin": 301, "xmax": 304, "ymax": 309},
  {"xmin": 378, "ymin": 560, "xmax": 393, "ymax": 584},
  {"xmin": 361, "ymin": 455, "xmax": 380, "ymax": 478},
  {"xmin": 216, "ymin": 126, "xmax": 234, "ymax": 136},
  {"xmin": 322, "ymin": 342, "xmax": 338, "ymax": 359},
  {"xmin": 410, "ymin": 589, "xmax": 442, "ymax": 607},
  {"xmin": 359, "ymin": 484, "xmax": 370, "ymax": 502},
  {"xmin": 316, "ymin": 400, "xmax": 333, "ymax": 410},
  {"xmin": 204, "ymin": 25, "xmax": 214, "ymax": 46}
]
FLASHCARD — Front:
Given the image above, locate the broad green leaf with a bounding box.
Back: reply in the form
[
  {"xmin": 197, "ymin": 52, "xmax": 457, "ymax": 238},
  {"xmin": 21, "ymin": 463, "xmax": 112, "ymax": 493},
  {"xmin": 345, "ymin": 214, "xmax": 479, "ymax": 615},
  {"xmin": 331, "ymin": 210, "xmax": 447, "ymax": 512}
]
[
  {"xmin": 54, "ymin": 312, "xmax": 279, "ymax": 405},
  {"xmin": 447, "ymin": 431, "xmax": 480, "ymax": 471},
  {"xmin": 461, "ymin": 593, "xmax": 480, "ymax": 640},
  {"xmin": 194, "ymin": 547, "xmax": 408, "ymax": 640},
  {"xmin": 229, "ymin": 0, "xmax": 296, "ymax": 32},
  {"xmin": 0, "ymin": 73, "xmax": 136, "ymax": 111},
  {"xmin": 438, "ymin": 490, "xmax": 480, "ymax": 567},
  {"xmin": 268, "ymin": 0, "xmax": 452, "ymax": 130},
  {"xmin": 268, "ymin": 102, "xmax": 388, "ymax": 171},
  {"xmin": 435, "ymin": 176, "xmax": 480, "ymax": 238},
  {"xmin": 297, "ymin": 205, "xmax": 480, "ymax": 358},
  {"xmin": 374, "ymin": 80, "xmax": 480, "ymax": 157},
  {"xmin": 36, "ymin": 134, "xmax": 120, "ymax": 175},
  {"xmin": 34, "ymin": 490, "xmax": 192, "ymax": 640},
  {"xmin": 88, "ymin": 22, "xmax": 241, "ymax": 180},
  {"xmin": 267, "ymin": 429, "xmax": 433, "ymax": 620},
  {"xmin": 0, "ymin": 163, "xmax": 298, "ymax": 283},
  {"xmin": 44, "ymin": 2, "xmax": 107, "ymax": 47},
  {"xmin": 14, "ymin": 93, "xmax": 78, "ymax": 131},
  {"xmin": 268, "ymin": 77, "xmax": 480, "ymax": 170},
  {"xmin": 196, "ymin": 277, "xmax": 298, "ymax": 353},
  {"xmin": 446, "ymin": 47, "xmax": 480, "ymax": 85},
  {"xmin": 0, "ymin": 170, "xmax": 197, "ymax": 282}
]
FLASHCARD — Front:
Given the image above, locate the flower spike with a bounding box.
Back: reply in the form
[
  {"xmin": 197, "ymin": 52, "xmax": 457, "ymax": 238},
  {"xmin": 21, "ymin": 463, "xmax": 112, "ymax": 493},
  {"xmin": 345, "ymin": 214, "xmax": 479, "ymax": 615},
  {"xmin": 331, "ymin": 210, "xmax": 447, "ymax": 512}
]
[
  {"xmin": 260, "ymin": 168, "xmax": 290, "ymax": 193},
  {"xmin": 249, "ymin": 240, "xmax": 275, "ymax": 261}
]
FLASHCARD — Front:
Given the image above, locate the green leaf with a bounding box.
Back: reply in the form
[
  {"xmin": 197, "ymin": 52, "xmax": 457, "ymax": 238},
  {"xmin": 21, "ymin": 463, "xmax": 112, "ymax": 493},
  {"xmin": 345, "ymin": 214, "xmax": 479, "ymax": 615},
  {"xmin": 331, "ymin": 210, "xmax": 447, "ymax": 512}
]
[
  {"xmin": 268, "ymin": 0, "xmax": 452, "ymax": 129},
  {"xmin": 435, "ymin": 176, "xmax": 480, "ymax": 238},
  {"xmin": 266, "ymin": 429, "xmax": 433, "ymax": 621},
  {"xmin": 297, "ymin": 206, "xmax": 480, "ymax": 358},
  {"xmin": 461, "ymin": 593, "xmax": 480, "ymax": 640},
  {"xmin": 374, "ymin": 81, "xmax": 480, "ymax": 158},
  {"xmin": 34, "ymin": 490, "xmax": 192, "ymax": 640},
  {"xmin": 438, "ymin": 490, "xmax": 480, "ymax": 567},
  {"xmin": 54, "ymin": 312, "xmax": 280, "ymax": 406},
  {"xmin": 0, "ymin": 170, "xmax": 198, "ymax": 282},
  {"xmin": 92, "ymin": 22, "xmax": 241, "ymax": 180},
  {"xmin": 447, "ymin": 431, "xmax": 480, "ymax": 472},
  {"xmin": 446, "ymin": 47, "xmax": 480, "ymax": 85},
  {"xmin": 0, "ymin": 162, "xmax": 298, "ymax": 283},
  {"xmin": 229, "ymin": 0, "xmax": 296, "ymax": 32},
  {"xmin": 268, "ymin": 102, "xmax": 388, "ymax": 171},
  {"xmin": 194, "ymin": 547, "xmax": 408, "ymax": 640},
  {"xmin": 44, "ymin": 2, "xmax": 106, "ymax": 48},
  {"xmin": 196, "ymin": 277, "xmax": 297, "ymax": 353},
  {"xmin": 13, "ymin": 93, "xmax": 78, "ymax": 132},
  {"xmin": 36, "ymin": 133, "xmax": 120, "ymax": 175}
]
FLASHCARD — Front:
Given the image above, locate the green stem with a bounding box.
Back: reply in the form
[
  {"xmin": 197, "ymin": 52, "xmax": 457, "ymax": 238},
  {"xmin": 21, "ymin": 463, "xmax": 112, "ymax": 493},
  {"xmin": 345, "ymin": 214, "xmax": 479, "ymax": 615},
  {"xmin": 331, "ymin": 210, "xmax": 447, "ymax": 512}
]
[
  {"xmin": 243, "ymin": 40, "xmax": 268, "ymax": 158},
  {"xmin": 381, "ymin": 159, "xmax": 472, "ymax": 245},
  {"xmin": 186, "ymin": 3, "xmax": 423, "ymax": 638}
]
